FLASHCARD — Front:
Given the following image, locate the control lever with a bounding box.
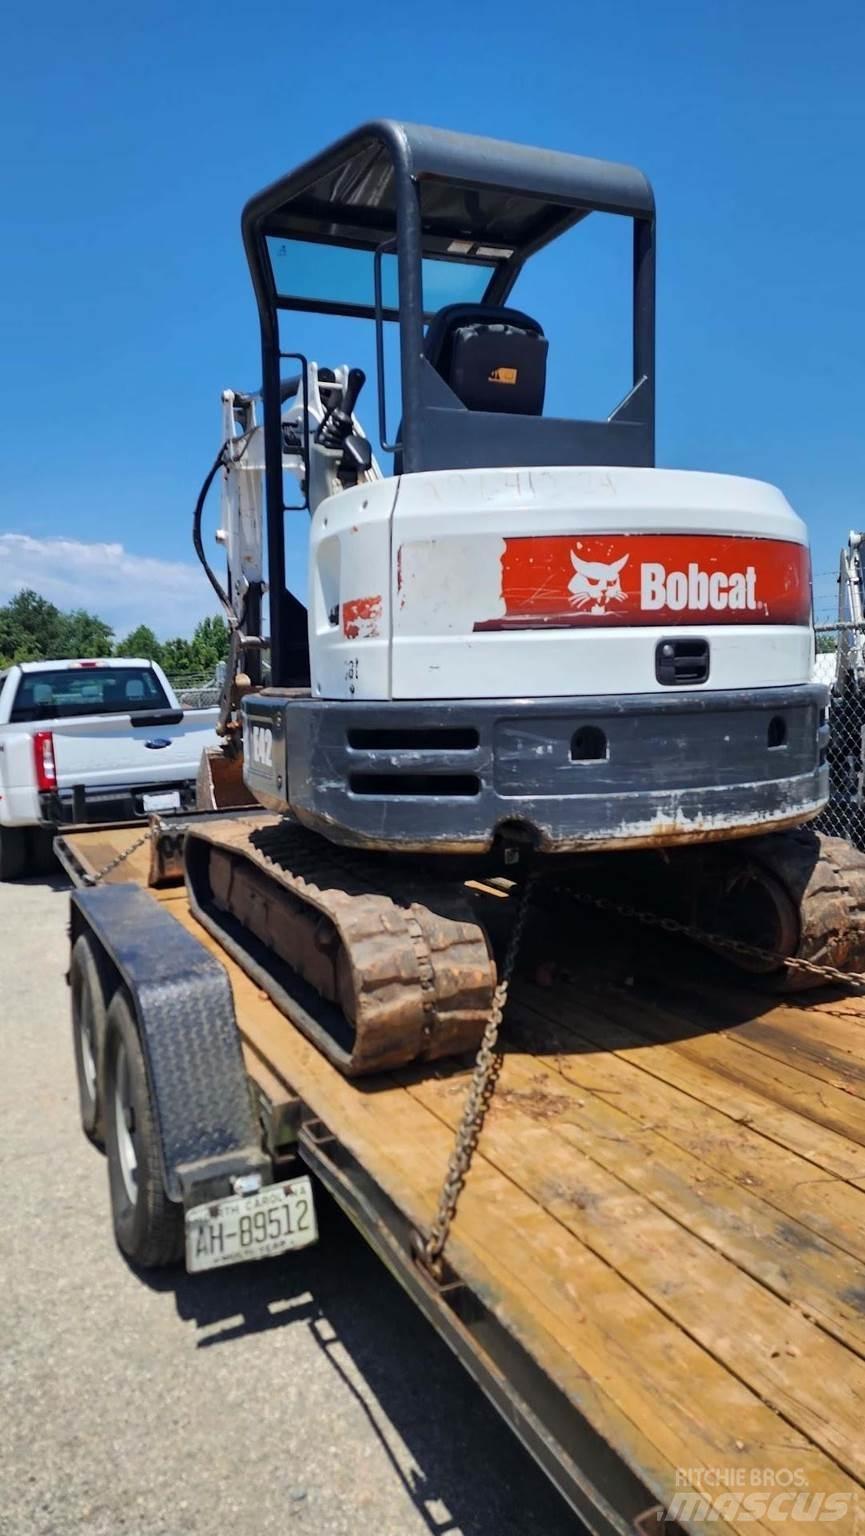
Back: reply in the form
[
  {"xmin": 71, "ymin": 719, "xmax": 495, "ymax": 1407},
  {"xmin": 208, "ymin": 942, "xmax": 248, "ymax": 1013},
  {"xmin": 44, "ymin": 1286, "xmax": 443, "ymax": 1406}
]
[{"xmin": 315, "ymin": 368, "xmax": 366, "ymax": 451}]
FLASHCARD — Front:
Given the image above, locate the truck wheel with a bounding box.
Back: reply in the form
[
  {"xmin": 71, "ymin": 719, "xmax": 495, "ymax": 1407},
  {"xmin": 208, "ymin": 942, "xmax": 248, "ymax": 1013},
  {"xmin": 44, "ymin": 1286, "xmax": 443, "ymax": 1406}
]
[
  {"xmin": 103, "ymin": 991, "xmax": 183, "ymax": 1268},
  {"xmin": 29, "ymin": 828, "xmax": 58, "ymax": 875},
  {"xmin": 69, "ymin": 935, "xmax": 110, "ymax": 1147},
  {"xmin": 0, "ymin": 827, "xmax": 27, "ymax": 881}
]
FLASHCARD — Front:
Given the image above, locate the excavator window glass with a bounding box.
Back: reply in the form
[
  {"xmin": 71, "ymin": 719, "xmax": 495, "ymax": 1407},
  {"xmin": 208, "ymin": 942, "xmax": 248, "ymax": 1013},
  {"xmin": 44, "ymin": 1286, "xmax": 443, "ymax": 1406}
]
[
  {"xmin": 508, "ymin": 211, "xmax": 633, "ymax": 423},
  {"xmin": 266, "ymin": 237, "xmax": 494, "ymax": 316}
]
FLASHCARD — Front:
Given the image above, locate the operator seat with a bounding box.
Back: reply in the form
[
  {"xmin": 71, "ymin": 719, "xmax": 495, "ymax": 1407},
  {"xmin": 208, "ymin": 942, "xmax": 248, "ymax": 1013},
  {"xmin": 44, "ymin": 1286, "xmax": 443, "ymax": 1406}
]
[
  {"xmin": 424, "ymin": 303, "xmax": 548, "ymax": 417},
  {"xmin": 393, "ymin": 303, "xmax": 549, "ymax": 473}
]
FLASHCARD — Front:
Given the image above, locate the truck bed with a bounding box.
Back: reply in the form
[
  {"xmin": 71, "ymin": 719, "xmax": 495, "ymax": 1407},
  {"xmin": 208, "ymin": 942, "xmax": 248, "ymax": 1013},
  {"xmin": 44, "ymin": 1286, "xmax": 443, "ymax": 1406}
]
[{"xmin": 58, "ymin": 822, "xmax": 865, "ymax": 1533}]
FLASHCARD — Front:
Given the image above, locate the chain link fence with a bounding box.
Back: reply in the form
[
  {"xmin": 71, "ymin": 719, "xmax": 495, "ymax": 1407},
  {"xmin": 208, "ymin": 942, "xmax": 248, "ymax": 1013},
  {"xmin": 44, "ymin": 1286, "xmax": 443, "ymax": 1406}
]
[
  {"xmin": 164, "ymin": 672, "xmax": 221, "ymax": 709},
  {"xmin": 813, "ymin": 623, "xmax": 865, "ymax": 845}
]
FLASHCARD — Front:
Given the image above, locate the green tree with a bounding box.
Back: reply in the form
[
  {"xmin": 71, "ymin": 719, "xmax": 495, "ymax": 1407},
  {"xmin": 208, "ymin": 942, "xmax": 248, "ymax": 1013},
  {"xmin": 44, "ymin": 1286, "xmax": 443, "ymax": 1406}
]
[
  {"xmin": 58, "ymin": 608, "xmax": 114, "ymax": 659},
  {"xmin": 0, "ymin": 589, "xmax": 66, "ymax": 664},
  {"xmin": 189, "ymin": 615, "xmax": 230, "ymax": 674},
  {"xmin": 159, "ymin": 636, "xmax": 196, "ymax": 677},
  {"xmin": 0, "ymin": 588, "xmax": 227, "ymax": 674},
  {"xmin": 115, "ymin": 624, "xmax": 164, "ymax": 662},
  {"xmin": 0, "ymin": 590, "xmax": 114, "ymax": 665}
]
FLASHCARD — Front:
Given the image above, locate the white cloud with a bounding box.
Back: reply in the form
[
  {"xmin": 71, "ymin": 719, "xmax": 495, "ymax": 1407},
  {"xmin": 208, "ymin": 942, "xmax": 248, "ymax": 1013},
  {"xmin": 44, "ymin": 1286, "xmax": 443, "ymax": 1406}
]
[{"xmin": 0, "ymin": 533, "xmax": 223, "ymax": 640}]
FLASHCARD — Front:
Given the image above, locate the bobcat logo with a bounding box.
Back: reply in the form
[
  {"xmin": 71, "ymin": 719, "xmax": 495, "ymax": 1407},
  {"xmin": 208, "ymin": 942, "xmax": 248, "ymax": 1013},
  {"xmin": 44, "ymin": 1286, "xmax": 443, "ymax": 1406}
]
[{"xmin": 568, "ymin": 552, "xmax": 629, "ymax": 614}]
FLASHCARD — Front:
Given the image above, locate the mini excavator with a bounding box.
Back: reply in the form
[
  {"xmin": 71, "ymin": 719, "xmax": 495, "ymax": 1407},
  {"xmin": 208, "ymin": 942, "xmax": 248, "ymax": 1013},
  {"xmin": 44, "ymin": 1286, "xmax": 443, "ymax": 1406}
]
[{"xmin": 187, "ymin": 120, "xmax": 865, "ymax": 1076}]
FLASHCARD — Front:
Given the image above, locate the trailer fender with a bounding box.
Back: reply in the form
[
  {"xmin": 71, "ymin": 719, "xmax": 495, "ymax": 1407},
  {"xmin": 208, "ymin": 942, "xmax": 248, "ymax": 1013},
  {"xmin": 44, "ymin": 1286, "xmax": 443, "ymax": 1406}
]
[{"xmin": 70, "ymin": 883, "xmax": 269, "ymax": 1203}]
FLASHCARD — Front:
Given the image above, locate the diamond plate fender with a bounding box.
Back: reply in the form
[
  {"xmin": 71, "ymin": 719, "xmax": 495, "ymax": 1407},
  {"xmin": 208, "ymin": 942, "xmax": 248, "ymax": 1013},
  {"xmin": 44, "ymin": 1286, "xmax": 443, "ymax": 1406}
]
[{"xmin": 70, "ymin": 883, "xmax": 269, "ymax": 1203}]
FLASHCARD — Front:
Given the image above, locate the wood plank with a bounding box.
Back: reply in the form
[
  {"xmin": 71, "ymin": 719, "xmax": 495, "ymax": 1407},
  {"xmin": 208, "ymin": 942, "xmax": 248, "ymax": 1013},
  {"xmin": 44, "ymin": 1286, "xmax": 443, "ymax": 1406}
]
[
  {"xmin": 596, "ymin": 983, "xmax": 865, "ymax": 1142},
  {"xmin": 497, "ymin": 1007, "xmax": 865, "ymax": 1356},
  {"xmin": 164, "ymin": 896, "xmax": 861, "ymax": 1528},
  {"xmin": 644, "ymin": 976, "xmax": 865, "ymax": 1099},
  {"xmin": 811, "ymin": 996, "xmax": 865, "ymax": 1021},
  {"xmin": 547, "ymin": 888, "xmax": 865, "ymax": 1101},
  {"xmin": 241, "ymin": 1040, "xmax": 295, "ymax": 1105},
  {"xmin": 522, "ymin": 979, "xmax": 865, "ymax": 1183},
  {"xmin": 711, "ymin": 1012, "xmax": 865, "ymax": 1102},
  {"xmin": 511, "ymin": 995, "xmax": 865, "ymax": 1268},
  {"xmin": 405, "ymin": 1053, "xmax": 865, "ymax": 1487}
]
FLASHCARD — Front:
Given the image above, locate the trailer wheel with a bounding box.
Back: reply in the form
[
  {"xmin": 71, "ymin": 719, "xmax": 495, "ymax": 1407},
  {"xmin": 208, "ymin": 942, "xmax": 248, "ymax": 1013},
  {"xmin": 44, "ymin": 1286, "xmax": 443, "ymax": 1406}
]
[
  {"xmin": 0, "ymin": 827, "xmax": 27, "ymax": 882},
  {"xmin": 103, "ymin": 991, "xmax": 183, "ymax": 1268},
  {"xmin": 70, "ymin": 934, "xmax": 109, "ymax": 1147}
]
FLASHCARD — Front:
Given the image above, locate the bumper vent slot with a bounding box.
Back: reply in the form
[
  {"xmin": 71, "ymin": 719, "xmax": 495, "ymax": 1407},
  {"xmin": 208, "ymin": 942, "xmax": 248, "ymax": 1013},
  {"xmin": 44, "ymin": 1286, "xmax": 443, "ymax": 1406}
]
[
  {"xmin": 347, "ymin": 727, "xmax": 479, "ymax": 751},
  {"xmin": 655, "ymin": 637, "xmax": 710, "ymax": 686},
  {"xmin": 350, "ymin": 773, "xmax": 480, "ymax": 798}
]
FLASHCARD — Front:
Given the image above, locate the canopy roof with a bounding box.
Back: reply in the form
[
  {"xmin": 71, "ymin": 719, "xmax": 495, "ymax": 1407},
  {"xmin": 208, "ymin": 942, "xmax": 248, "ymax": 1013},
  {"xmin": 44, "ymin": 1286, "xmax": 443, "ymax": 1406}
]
[{"xmin": 242, "ymin": 120, "xmax": 655, "ymax": 316}]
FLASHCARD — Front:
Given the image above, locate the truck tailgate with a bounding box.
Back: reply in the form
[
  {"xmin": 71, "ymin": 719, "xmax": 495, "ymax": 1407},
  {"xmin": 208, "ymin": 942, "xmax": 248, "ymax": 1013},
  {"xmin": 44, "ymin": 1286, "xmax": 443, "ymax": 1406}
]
[{"xmin": 51, "ymin": 710, "xmax": 219, "ymax": 787}]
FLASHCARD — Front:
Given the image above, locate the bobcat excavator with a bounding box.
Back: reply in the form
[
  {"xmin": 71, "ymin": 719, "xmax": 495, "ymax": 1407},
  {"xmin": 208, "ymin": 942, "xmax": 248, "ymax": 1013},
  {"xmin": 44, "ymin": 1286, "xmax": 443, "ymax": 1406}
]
[{"xmin": 187, "ymin": 119, "xmax": 865, "ymax": 1076}]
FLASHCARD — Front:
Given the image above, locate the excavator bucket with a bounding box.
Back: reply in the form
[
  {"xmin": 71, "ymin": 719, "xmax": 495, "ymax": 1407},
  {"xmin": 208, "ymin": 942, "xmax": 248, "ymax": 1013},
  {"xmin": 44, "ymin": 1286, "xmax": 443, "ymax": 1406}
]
[{"xmin": 196, "ymin": 746, "xmax": 257, "ymax": 812}]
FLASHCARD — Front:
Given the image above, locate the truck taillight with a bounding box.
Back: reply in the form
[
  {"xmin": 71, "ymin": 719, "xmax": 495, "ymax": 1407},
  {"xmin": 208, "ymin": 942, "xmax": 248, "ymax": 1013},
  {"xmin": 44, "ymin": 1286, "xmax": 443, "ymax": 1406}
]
[{"xmin": 33, "ymin": 730, "xmax": 57, "ymax": 791}]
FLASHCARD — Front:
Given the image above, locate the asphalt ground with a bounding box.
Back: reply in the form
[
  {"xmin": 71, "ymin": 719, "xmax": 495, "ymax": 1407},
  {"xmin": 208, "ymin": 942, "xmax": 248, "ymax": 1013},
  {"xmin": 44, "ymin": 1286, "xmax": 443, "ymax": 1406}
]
[{"xmin": 0, "ymin": 868, "xmax": 580, "ymax": 1536}]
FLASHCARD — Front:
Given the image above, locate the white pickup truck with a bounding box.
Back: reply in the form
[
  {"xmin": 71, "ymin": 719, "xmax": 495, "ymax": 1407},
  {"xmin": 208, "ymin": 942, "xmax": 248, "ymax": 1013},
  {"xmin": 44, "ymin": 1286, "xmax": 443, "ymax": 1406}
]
[{"xmin": 0, "ymin": 658, "xmax": 220, "ymax": 879}]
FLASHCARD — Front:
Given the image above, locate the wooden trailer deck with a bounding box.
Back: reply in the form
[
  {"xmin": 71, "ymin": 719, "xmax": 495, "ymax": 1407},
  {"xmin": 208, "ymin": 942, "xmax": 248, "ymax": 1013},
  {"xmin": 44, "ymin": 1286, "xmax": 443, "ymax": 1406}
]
[{"xmin": 59, "ymin": 823, "xmax": 865, "ymax": 1533}]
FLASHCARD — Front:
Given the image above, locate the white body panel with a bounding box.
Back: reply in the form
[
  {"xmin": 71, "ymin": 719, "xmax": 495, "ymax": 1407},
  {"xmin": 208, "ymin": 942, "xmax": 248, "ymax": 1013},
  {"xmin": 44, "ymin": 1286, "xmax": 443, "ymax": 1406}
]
[
  {"xmin": 390, "ymin": 625, "xmax": 813, "ymax": 699},
  {"xmin": 0, "ymin": 660, "xmax": 219, "ymax": 827},
  {"xmin": 309, "ymin": 478, "xmax": 399, "ymax": 701},
  {"xmin": 308, "ymin": 467, "xmax": 814, "ymax": 702}
]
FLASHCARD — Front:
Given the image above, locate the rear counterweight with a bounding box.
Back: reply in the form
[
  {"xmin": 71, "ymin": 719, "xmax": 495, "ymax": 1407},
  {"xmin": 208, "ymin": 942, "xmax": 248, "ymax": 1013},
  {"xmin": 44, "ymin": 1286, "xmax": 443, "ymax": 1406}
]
[{"xmin": 243, "ymin": 685, "xmax": 829, "ymax": 854}]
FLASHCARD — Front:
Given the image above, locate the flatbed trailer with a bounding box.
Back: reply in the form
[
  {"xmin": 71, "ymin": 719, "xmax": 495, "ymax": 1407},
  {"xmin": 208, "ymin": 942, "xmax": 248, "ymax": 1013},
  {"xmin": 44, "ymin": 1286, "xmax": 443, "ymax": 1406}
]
[{"xmin": 57, "ymin": 818, "xmax": 865, "ymax": 1535}]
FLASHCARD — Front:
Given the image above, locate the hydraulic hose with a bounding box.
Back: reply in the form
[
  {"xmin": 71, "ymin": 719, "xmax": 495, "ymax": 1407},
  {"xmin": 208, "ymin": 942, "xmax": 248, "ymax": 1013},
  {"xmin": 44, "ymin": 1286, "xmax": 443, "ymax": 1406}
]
[{"xmin": 191, "ymin": 438, "xmax": 251, "ymax": 629}]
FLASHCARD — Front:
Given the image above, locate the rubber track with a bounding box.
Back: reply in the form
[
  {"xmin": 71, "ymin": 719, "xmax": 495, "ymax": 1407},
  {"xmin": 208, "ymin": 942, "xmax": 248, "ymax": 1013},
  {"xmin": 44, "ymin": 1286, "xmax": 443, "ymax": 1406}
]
[
  {"xmin": 748, "ymin": 827, "xmax": 865, "ymax": 991},
  {"xmin": 185, "ymin": 816, "xmax": 496, "ymax": 1075}
]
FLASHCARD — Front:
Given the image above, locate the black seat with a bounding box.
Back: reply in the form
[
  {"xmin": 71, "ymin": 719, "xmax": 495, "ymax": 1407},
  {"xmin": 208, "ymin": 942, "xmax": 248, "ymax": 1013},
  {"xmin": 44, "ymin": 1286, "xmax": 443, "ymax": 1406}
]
[{"xmin": 424, "ymin": 303, "xmax": 548, "ymax": 416}]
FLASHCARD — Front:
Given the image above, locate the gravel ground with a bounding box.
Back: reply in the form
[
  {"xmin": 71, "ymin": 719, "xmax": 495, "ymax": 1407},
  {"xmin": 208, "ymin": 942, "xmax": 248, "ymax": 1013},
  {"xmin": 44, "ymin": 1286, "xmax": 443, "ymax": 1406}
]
[{"xmin": 0, "ymin": 869, "xmax": 580, "ymax": 1536}]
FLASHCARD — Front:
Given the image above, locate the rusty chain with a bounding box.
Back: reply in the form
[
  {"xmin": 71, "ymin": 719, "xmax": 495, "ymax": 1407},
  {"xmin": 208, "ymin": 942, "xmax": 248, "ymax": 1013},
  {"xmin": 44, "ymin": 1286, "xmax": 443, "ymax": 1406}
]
[
  {"xmin": 82, "ymin": 819, "xmax": 191, "ymax": 886},
  {"xmin": 560, "ymin": 886, "xmax": 865, "ymax": 991},
  {"xmin": 81, "ymin": 826, "xmax": 155, "ymax": 886},
  {"xmin": 421, "ymin": 874, "xmax": 536, "ymax": 1278}
]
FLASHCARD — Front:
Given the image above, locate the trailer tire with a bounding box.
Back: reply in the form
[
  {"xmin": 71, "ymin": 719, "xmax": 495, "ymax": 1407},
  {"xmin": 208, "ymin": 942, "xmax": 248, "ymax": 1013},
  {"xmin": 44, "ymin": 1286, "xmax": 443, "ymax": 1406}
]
[
  {"xmin": 0, "ymin": 826, "xmax": 27, "ymax": 882},
  {"xmin": 70, "ymin": 934, "xmax": 109, "ymax": 1147},
  {"xmin": 103, "ymin": 990, "xmax": 184, "ymax": 1268}
]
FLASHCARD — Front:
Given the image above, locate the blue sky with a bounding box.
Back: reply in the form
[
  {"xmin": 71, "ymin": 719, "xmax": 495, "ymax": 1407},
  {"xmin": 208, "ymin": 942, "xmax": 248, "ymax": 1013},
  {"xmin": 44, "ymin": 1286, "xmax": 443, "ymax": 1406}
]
[{"xmin": 1, "ymin": 0, "xmax": 863, "ymax": 634}]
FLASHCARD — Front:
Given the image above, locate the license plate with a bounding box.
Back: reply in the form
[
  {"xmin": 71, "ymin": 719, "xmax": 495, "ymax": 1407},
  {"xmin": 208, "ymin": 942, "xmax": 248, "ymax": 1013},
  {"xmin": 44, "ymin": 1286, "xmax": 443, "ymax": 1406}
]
[
  {"xmin": 143, "ymin": 790, "xmax": 181, "ymax": 813},
  {"xmin": 185, "ymin": 1175, "xmax": 317, "ymax": 1273}
]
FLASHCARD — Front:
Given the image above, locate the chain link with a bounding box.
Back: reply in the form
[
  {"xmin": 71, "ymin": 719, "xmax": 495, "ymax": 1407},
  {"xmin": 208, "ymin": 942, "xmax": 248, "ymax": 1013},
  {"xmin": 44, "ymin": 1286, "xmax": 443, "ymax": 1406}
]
[
  {"xmin": 81, "ymin": 826, "xmax": 155, "ymax": 886},
  {"xmin": 421, "ymin": 875, "xmax": 535, "ymax": 1278},
  {"xmin": 560, "ymin": 886, "xmax": 865, "ymax": 991}
]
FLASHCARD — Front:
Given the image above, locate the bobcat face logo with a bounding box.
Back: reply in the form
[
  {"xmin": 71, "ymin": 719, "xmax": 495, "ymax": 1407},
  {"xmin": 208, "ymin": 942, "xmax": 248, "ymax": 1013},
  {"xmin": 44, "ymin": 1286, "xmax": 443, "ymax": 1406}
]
[{"xmin": 568, "ymin": 552, "xmax": 629, "ymax": 614}]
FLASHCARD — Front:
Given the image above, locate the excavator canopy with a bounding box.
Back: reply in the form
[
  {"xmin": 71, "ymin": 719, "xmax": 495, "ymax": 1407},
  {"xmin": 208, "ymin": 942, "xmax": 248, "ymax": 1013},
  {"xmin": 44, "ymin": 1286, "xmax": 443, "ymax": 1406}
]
[
  {"xmin": 242, "ymin": 119, "xmax": 654, "ymax": 322},
  {"xmin": 240, "ymin": 121, "xmax": 657, "ymax": 678},
  {"xmin": 242, "ymin": 120, "xmax": 655, "ymax": 469}
]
